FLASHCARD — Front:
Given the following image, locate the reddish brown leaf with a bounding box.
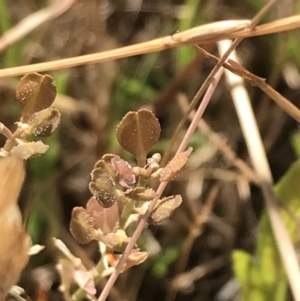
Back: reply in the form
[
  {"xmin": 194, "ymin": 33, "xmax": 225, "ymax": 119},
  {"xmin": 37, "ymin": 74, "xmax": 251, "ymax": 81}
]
[
  {"xmin": 111, "ymin": 155, "xmax": 136, "ymax": 189},
  {"xmin": 86, "ymin": 197, "xmax": 119, "ymax": 234}
]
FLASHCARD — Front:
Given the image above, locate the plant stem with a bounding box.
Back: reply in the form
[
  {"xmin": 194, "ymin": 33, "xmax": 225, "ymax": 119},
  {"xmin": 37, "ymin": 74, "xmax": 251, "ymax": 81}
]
[{"xmin": 97, "ymin": 66, "xmax": 225, "ymax": 301}]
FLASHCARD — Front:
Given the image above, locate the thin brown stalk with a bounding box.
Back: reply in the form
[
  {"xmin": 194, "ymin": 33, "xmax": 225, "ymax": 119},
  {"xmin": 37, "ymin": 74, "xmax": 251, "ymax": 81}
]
[{"xmin": 196, "ymin": 47, "xmax": 300, "ymax": 123}]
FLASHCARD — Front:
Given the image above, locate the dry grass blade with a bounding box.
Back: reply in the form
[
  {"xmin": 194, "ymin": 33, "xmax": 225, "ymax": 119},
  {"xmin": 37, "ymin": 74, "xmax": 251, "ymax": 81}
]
[
  {"xmin": 218, "ymin": 40, "xmax": 272, "ymax": 181},
  {"xmin": 0, "ymin": 15, "xmax": 299, "ymax": 77}
]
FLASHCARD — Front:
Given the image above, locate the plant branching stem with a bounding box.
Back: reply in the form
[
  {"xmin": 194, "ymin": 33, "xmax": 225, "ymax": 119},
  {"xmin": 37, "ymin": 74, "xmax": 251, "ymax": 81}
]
[
  {"xmin": 97, "ymin": 1, "xmax": 278, "ymax": 300},
  {"xmin": 97, "ymin": 66, "xmax": 225, "ymax": 301}
]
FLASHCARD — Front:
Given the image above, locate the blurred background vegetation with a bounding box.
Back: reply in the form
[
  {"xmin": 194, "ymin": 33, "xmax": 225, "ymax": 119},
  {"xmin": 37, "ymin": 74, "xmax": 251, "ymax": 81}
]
[{"xmin": 1, "ymin": 0, "xmax": 300, "ymax": 300}]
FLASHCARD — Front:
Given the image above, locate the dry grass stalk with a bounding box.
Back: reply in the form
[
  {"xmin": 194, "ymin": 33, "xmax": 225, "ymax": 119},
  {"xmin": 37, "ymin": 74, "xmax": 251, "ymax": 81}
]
[
  {"xmin": 0, "ymin": 15, "xmax": 299, "ymax": 77},
  {"xmin": 218, "ymin": 39, "xmax": 300, "ymax": 301}
]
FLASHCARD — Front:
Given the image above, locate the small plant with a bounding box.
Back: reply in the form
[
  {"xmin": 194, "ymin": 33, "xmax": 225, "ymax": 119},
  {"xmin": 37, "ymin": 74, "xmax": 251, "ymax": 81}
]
[
  {"xmin": 0, "ymin": 72, "xmax": 59, "ymax": 300},
  {"xmin": 67, "ymin": 109, "xmax": 192, "ymax": 298},
  {"xmin": 1, "ymin": 72, "xmax": 60, "ymax": 158},
  {"xmin": 2, "ymin": 3, "xmax": 300, "ymax": 300},
  {"xmin": 0, "ymin": 72, "xmax": 192, "ymax": 300}
]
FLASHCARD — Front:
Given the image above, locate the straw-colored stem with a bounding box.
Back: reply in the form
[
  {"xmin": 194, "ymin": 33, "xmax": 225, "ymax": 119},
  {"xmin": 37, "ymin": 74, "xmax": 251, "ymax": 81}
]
[
  {"xmin": 0, "ymin": 15, "xmax": 300, "ymax": 77},
  {"xmin": 218, "ymin": 39, "xmax": 300, "ymax": 301}
]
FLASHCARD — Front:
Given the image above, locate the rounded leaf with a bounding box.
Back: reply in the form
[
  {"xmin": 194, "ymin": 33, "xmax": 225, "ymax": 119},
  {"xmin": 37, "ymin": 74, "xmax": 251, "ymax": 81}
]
[
  {"xmin": 29, "ymin": 107, "xmax": 61, "ymax": 137},
  {"xmin": 70, "ymin": 207, "xmax": 96, "ymax": 244},
  {"xmin": 16, "ymin": 73, "xmax": 57, "ymax": 116},
  {"xmin": 116, "ymin": 109, "xmax": 161, "ymax": 159},
  {"xmin": 150, "ymin": 195, "xmax": 182, "ymax": 224},
  {"xmin": 86, "ymin": 197, "xmax": 119, "ymax": 234},
  {"xmin": 89, "ymin": 168, "xmax": 117, "ymax": 208},
  {"xmin": 126, "ymin": 187, "xmax": 156, "ymax": 202}
]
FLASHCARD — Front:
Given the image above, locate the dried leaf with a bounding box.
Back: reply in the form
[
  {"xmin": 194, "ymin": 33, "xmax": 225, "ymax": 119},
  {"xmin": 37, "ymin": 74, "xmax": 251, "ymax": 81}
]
[
  {"xmin": 11, "ymin": 141, "xmax": 49, "ymax": 159},
  {"xmin": 116, "ymin": 109, "xmax": 161, "ymax": 159},
  {"xmin": 99, "ymin": 154, "xmax": 116, "ymax": 165},
  {"xmin": 150, "ymin": 195, "xmax": 182, "ymax": 224},
  {"xmin": 111, "ymin": 155, "xmax": 136, "ymax": 189},
  {"xmin": 108, "ymin": 251, "xmax": 148, "ymax": 272},
  {"xmin": 70, "ymin": 207, "xmax": 96, "ymax": 244},
  {"xmin": 89, "ymin": 168, "xmax": 117, "ymax": 208},
  {"xmin": 16, "ymin": 73, "xmax": 56, "ymax": 117},
  {"xmin": 160, "ymin": 147, "xmax": 193, "ymax": 182},
  {"xmin": 94, "ymin": 155, "xmax": 115, "ymax": 171},
  {"xmin": 86, "ymin": 197, "xmax": 119, "ymax": 234},
  {"xmin": 102, "ymin": 229, "xmax": 131, "ymax": 252},
  {"xmin": 29, "ymin": 107, "xmax": 61, "ymax": 137},
  {"xmin": 126, "ymin": 187, "xmax": 156, "ymax": 202}
]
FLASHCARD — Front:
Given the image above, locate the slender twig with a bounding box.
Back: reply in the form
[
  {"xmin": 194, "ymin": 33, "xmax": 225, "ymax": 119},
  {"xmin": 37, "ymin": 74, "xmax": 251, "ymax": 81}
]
[
  {"xmin": 1, "ymin": 14, "xmax": 300, "ymax": 77},
  {"xmin": 196, "ymin": 47, "xmax": 300, "ymax": 122},
  {"xmin": 171, "ymin": 255, "xmax": 229, "ymax": 291}
]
